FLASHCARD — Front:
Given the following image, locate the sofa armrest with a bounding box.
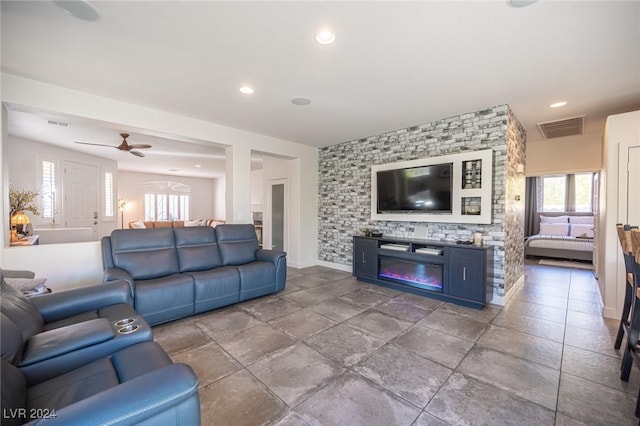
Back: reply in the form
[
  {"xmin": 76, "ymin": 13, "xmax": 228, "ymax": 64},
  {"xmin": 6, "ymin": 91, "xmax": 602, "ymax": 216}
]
[
  {"xmin": 104, "ymin": 267, "xmax": 134, "ymax": 293},
  {"xmin": 256, "ymin": 249, "xmax": 286, "ymax": 264},
  {"xmin": 257, "ymin": 249, "xmax": 287, "ymax": 292},
  {"xmin": 25, "ymin": 364, "xmax": 200, "ymax": 426},
  {"xmin": 20, "ymin": 319, "xmax": 114, "ymax": 366},
  {"xmin": 30, "ymin": 281, "xmax": 133, "ymax": 323},
  {"xmin": 2, "ymin": 269, "xmax": 36, "ymax": 279}
]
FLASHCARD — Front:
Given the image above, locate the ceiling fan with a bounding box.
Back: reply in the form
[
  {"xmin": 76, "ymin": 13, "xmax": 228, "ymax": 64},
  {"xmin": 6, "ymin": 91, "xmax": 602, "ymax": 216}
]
[{"xmin": 75, "ymin": 133, "xmax": 151, "ymax": 157}]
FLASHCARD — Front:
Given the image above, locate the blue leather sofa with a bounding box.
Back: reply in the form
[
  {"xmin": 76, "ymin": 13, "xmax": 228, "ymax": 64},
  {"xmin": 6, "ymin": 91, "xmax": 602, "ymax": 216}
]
[
  {"xmin": 0, "ymin": 272, "xmax": 200, "ymax": 425},
  {"xmin": 101, "ymin": 224, "xmax": 287, "ymax": 326}
]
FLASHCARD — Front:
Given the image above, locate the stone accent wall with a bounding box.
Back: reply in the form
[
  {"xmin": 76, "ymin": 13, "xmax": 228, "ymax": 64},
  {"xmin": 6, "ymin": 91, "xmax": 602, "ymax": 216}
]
[
  {"xmin": 318, "ymin": 104, "xmax": 526, "ymax": 300},
  {"xmin": 504, "ymin": 109, "xmax": 527, "ymax": 294}
]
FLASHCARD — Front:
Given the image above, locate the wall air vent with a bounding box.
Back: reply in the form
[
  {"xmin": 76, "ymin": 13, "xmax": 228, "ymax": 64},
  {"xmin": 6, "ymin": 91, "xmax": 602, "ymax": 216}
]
[
  {"xmin": 47, "ymin": 120, "xmax": 70, "ymax": 127},
  {"xmin": 537, "ymin": 115, "xmax": 585, "ymax": 139}
]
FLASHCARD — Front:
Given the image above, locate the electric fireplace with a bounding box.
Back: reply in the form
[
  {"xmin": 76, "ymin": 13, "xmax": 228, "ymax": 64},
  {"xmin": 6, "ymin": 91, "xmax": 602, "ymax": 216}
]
[{"xmin": 378, "ymin": 257, "xmax": 443, "ymax": 292}]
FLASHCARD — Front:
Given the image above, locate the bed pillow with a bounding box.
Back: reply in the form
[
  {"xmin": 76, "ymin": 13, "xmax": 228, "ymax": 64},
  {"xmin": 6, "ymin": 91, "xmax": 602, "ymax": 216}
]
[
  {"xmin": 570, "ymin": 224, "xmax": 594, "ymax": 238},
  {"xmin": 539, "ymin": 223, "xmax": 570, "ymax": 236},
  {"xmin": 569, "ymin": 216, "xmax": 594, "ymax": 225},
  {"xmin": 539, "ymin": 215, "xmax": 569, "ymax": 223}
]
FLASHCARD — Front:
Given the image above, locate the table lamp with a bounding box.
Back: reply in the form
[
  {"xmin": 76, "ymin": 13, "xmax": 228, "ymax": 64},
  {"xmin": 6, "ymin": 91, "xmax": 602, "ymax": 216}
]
[
  {"xmin": 11, "ymin": 211, "xmax": 30, "ymax": 233},
  {"xmin": 10, "ymin": 211, "xmax": 30, "ymax": 241}
]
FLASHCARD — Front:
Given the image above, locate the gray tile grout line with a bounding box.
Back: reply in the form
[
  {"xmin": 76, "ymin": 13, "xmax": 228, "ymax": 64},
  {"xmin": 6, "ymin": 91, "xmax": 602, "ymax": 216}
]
[{"xmin": 552, "ymin": 272, "xmax": 571, "ymax": 426}]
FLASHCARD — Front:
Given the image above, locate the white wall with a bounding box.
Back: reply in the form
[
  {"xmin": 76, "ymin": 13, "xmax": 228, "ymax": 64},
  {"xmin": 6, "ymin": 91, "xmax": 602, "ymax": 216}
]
[
  {"xmin": 2, "ymin": 241, "xmax": 102, "ymax": 291},
  {"xmin": 599, "ymin": 110, "xmax": 640, "ymax": 319},
  {"xmin": 213, "ymin": 175, "xmax": 226, "ymax": 220},
  {"xmin": 526, "ymin": 133, "xmax": 602, "ymax": 176},
  {"xmin": 117, "ymin": 170, "xmax": 219, "ymax": 225},
  {"xmin": 251, "ymin": 168, "xmax": 264, "ymax": 212},
  {"xmin": 1, "ymin": 74, "xmax": 319, "ymax": 288}
]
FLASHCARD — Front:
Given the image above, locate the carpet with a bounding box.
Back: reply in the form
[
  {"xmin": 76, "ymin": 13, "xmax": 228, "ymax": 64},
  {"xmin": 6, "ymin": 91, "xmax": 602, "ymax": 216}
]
[{"xmin": 538, "ymin": 259, "xmax": 594, "ymax": 270}]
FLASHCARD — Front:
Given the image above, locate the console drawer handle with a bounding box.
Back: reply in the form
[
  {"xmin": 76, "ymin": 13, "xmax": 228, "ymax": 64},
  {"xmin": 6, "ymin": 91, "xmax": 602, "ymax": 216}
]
[{"xmin": 463, "ymin": 266, "xmax": 467, "ymax": 281}]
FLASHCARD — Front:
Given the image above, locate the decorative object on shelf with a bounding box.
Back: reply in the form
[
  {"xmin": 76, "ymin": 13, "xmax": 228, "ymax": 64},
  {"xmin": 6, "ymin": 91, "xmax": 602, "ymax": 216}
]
[
  {"xmin": 9, "ymin": 186, "xmax": 40, "ymax": 219},
  {"xmin": 371, "ymin": 231, "xmax": 383, "ymax": 238},
  {"xmin": 10, "ymin": 212, "xmax": 30, "ymax": 241},
  {"xmin": 362, "ymin": 227, "xmax": 372, "ymax": 237},
  {"xmin": 463, "ymin": 197, "xmax": 481, "ymax": 215},
  {"xmin": 473, "ymin": 160, "xmax": 482, "ymax": 188},
  {"xmin": 9, "ymin": 186, "xmax": 40, "ymax": 241},
  {"xmin": 473, "ymin": 232, "xmax": 483, "ymax": 246},
  {"xmin": 118, "ymin": 198, "xmax": 127, "ymax": 229},
  {"xmin": 464, "ymin": 161, "xmax": 474, "ymax": 189}
]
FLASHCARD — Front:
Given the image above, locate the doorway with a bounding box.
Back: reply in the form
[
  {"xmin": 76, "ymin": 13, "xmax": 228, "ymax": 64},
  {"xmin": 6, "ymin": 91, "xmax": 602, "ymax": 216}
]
[{"xmin": 268, "ymin": 178, "xmax": 287, "ymax": 251}]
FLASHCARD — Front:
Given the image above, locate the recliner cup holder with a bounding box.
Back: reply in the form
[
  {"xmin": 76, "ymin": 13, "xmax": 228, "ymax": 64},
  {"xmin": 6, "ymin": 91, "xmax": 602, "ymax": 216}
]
[
  {"xmin": 114, "ymin": 318, "xmax": 135, "ymax": 327},
  {"xmin": 117, "ymin": 324, "xmax": 140, "ymax": 334}
]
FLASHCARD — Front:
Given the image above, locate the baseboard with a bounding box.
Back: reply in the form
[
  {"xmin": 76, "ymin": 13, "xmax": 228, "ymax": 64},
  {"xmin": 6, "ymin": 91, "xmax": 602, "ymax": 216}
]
[
  {"xmin": 490, "ymin": 294, "xmax": 505, "ymax": 306},
  {"xmin": 288, "ymin": 259, "xmax": 317, "ymax": 269},
  {"xmin": 315, "ymin": 260, "xmax": 353, "ymax": 273},
  {"xmin": 287, "ymin": 259, "xmax": 352, "ymax": 272},
  {"xmin": 503, "ymin": 274, "xmax": 525, "ymax": 305},
  {"xmin": 490, "ymin": 273, "xmax": 524, "ymax": 307},
  {"xmin": 602, "ymin": 306, "xmax": 618, "ymax": 320}
]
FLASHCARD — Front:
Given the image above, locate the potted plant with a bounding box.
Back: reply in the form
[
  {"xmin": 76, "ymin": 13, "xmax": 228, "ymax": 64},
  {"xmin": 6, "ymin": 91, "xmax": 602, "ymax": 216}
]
[
  {"xmin": 9, "ymin": 186, "xmax": 40, "ymax": 220},
  {"xmin": 362, "ymin": 227, "xmax": 372, "ymax": 237}
]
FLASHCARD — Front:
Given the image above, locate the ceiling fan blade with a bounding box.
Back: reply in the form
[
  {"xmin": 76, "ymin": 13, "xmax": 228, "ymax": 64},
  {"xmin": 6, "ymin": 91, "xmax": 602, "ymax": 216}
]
[
  {"xmin": 128, "ymin": 144, "xmax": 152, "ymax": 149},
  {"xmin": 129, "ymin": 150, "xmax": 145, "ymax": 157},
  {"xmin": 75, "ymin": 141, "xmax": 115, "ymax": 148}
]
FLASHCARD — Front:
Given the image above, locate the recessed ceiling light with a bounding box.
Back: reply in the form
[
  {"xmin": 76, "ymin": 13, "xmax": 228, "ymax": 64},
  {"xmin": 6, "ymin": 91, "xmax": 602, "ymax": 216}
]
[
  {"xmin": 291, "ymin": 97, "xmax": 312, "ymax": 106},
  {"xmin": 53, "ymin": 1, "xmax": 101, "ymax": 22},
  {"xmin": 168, "ymin": 169, "xmax": 179, "ymax": 172},
  {"xmin": 506, "ymin": 0, "xmax": 538, "ymax": 7},
  {"xmin": 194, "ymin": 164, "xmax": 201, "ymax": 168},
  {"xmin": 550, "ymin": 101, "xmax": 567, "ymax": 108},
  {"xmin": 315, "ymin": 29, "xmax": 336, "ymax": 45},
  {"xmin": 239, "ymin": 86, "xmax": 254, "ymax": 95}
]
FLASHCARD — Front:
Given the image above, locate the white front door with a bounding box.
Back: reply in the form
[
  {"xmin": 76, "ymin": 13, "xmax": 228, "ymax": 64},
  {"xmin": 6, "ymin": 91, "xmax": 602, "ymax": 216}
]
[{"xmin": 64, "ymin": 160, "xmax": 99, "ymax": 240}]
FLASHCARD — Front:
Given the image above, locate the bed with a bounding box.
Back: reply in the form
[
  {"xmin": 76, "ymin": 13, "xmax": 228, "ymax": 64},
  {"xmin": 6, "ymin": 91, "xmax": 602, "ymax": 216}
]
[{"xmin": 525, "ymin": 211, "xmax": 594, "ymax": 262}]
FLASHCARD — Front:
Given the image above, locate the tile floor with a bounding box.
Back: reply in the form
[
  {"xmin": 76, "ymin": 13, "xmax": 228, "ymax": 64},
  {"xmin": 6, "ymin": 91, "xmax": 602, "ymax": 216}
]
[{"xmin": 155, "ymin": 262, "xmax": 639, "ymax": 425}]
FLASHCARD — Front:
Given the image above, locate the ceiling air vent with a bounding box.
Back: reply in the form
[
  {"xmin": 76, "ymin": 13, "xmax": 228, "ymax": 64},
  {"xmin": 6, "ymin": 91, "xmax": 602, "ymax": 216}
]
[{"xmin": 537, "ymin": 115, "xmax": 585, "ymax": 139}]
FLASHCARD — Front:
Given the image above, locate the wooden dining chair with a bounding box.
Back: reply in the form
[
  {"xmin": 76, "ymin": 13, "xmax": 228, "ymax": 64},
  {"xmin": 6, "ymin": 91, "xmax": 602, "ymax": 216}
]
[
  {"xmin": 615, "ymin": 224, "xmax": 636, "ymax": 350},
  {"xmin": 620, "ymin": 228, "xmax": 640, "ymax": 418}
]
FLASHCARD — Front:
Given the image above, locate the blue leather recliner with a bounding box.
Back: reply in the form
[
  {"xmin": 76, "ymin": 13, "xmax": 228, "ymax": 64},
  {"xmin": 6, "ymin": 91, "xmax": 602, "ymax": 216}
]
[
  {"xmin": 101, "ymin": 224, "xmax": 287, "ymax": 326},
  {"xmin": 0, "ymin": 271, "xmax": 200, "ymax": 425}
]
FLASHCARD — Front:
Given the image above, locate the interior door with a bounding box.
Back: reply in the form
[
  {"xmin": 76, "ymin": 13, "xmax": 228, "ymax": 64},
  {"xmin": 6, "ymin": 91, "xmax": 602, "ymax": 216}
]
[
  {"xmin": 64, "ymin": 160, "xmax": 99, "ymax": 240},
  {"xmin": 270, "ymin": 180, "xmax": 286, "ymax": 251},
  {"xmin": 628, "ymin": 146, "xmax": 640, "ymax": 225}
]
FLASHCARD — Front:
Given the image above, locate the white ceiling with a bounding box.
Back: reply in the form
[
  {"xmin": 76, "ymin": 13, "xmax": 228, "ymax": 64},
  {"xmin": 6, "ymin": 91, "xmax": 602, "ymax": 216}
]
[{"xmin": 2, "ymin": 1, "xmax": 640, "ymax": 175}]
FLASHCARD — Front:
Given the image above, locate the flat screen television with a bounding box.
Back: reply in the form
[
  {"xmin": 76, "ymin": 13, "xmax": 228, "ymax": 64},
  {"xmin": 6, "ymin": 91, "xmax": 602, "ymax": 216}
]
[{"xmin": 376, "ymin": 162, "xmax": 453, "ymax": 213}]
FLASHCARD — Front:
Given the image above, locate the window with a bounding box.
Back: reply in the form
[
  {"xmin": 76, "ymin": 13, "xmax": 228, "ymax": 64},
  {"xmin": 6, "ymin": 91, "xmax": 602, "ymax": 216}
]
[
  {"xmin": 144, "ymin": 193, "xmax": 189, "ymax": 221},
  {"xmin": 41, "ymin": 160, "xmax": 56, "ymax": 218},
  {"xmin": 574, "ymin": 173, "xmax": 593, "ymax": 212},
  {"xmin": 541, "ymin": 176, "xmax": 566, "ymax": 212},
  {"xmin": 104, "ymin": 172, "xmax": 114, "ymax": 217},
  {"xmin": 539, "ymin": 173, "xmax": 594, "ymax": 212}
]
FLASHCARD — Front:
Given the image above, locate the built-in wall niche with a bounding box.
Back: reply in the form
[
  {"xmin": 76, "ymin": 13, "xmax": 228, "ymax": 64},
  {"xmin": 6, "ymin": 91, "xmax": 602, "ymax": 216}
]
[{"xmin": 370, "ymin": 149, "xmax": 493, "ymax": 224}]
